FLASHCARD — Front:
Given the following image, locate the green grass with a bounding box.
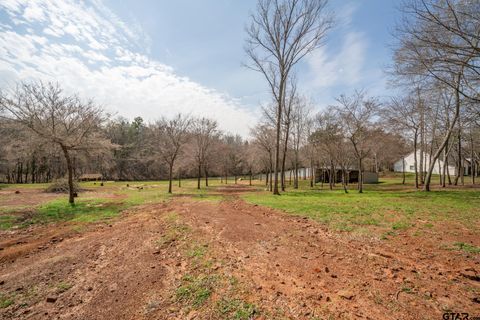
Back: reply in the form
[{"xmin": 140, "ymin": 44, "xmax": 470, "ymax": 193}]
[
  {"xmin": 56, "ymin": 282, "xmax": 73, "ymax": 293},
  {"xmin": 0, "ymin": 215, "xmax": 16, "ymax": 230},
  {"xmin": 216, "ymin": 298, "xmax": 257, "ymax": 320},
  {"xmin": 33, "ymin": 198, "xmax": 123, "ymax": 224},
  {"xmin": 452, "ymin": 242, "xmax": 480, "ymax": 254},
  {"xmin": 176, "ymin": 274, "xmax": 217, "ymax": 308},
  {"xmin": 0, "ymin": 294, "xmax": 13, "ymax": 309},
  {"xmin": 244, "ymin": 177, "xmax": 480, "ymax": 235}
]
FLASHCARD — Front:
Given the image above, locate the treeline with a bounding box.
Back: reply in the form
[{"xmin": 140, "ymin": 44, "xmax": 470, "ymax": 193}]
[
  {"xmin": 0, "ymin": 0, "xmax": 479, "ymax": 202},
  {"xmin": 244, "ymin": 0, "xmax": 479, "ymax": 194},
  {"xmin": 0, "ymin": 84, "xmax": 257, "ymax": 197}
]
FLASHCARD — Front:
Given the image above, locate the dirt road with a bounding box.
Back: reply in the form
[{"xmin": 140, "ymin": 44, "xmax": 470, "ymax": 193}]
[{"xmin": 0, "ymin": 185, "xmax": 479, "ymax": 319}]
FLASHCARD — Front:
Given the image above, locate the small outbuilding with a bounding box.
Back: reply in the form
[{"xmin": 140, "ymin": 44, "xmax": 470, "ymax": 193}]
[{"xmin": 315, "ymin": 168, "xmax": 378, "ymax": 184}]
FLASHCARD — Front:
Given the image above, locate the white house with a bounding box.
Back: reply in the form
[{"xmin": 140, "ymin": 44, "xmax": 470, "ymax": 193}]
[{"xmin": 394, "ymin": 151, "xmax": 456, "ymax": 175}]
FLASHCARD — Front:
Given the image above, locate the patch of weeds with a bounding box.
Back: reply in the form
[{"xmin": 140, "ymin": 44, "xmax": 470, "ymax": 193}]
[
  {"xmin": 228, "ymin": 276, "xmax": 239, "ymax": 287},
  {"xmin": 392, "ymin": 220, "xmax": 411, "ymax": 230},
  {"xmin": 163, "ymin": 211, "xmax": 179, "ymax": 224},
  {"xmin": 56, "ymin": 282, "xmax": 72, "ymax": 293},
  {"xmin": 0, "ymin": 294, "xmax": 14, "ymax": 308},
  {"xmin": 333, "ymin": 222, "xmax": 353, "ymax": 232},
  {"xmin": 0, "ymin": 215, "xmax": 16, "ymax": 230},
  {"xmin": 216, "ymin": 297, "xmax": 257, "ymax": 320},
  {"xmin": 380, "ymin": 230, "xmax": 397, "ymax": 240},
  {"xmin": 401, "ymin": 286, "xmax": 413, "ymax": 294},
  {"xmin": 155, "ymin": 212, "xmax": 190, "ymax": 248},
  {"xmin": 71, "ymin": 225, "xmax": 86, "ymax": 233},
  {"xmin": 187, "ymin": 245, "xmax": 207, "ymax": 259},
  {"xmin": 424, "ymin": 223, "xmax": 434, "ymax": 228},
  {"xmin": 412, "ymin": 230, "xmax": 424, "ymax": 237},
  {"xmin": 175, "ymin": 274, "xmax": 217, "ymax": 308},
  {"xmin": 452, "ymin": 242, "xmax": 480, "ymax": 254},
  {"xmin": 357, "ymin": 217, "xmax": 380, "ymax": 226},
  {"xmin": 155, "ymin": 225, "xmax": 190, "ymax": 248}
]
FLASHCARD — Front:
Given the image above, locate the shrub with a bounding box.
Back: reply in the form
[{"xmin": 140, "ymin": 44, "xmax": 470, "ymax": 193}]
[{"xmin": 45, "ymin": 178, "xmax": 81, "ymax": 193}]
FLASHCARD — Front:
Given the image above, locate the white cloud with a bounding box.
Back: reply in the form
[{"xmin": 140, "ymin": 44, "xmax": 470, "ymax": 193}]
[
  {"xmin": 0, "ymin": 0, "xmax": 257, "ymax": 136},
  {"xmin": 307, "ymin": 31, "xmax": 367, "ymax": 89},
  {"xmin": 23, "ymin": 2, "xmax": 46, "ymax": 22}
]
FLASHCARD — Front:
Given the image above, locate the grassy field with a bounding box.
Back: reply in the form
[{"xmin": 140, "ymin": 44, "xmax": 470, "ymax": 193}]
[
  {"xmin": 0, "ymin": 178, "xmax": 225, "ymax": 230},
  {"xmin": 243, "ymin": 174, "xmax": 480, "ymax": 237},
  {"xmin": 1, "ymin": 174, "xmax": 479, "ymax": 239}
]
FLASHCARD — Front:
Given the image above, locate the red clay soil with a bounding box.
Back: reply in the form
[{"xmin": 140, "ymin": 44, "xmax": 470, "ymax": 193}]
[
  {"xmin": 0, "ymin": 186, "xmax": 479, "ymax": 319},
  {"xmin": 0, "ymin": 189, "xmax": 60, "ymax": 207}
]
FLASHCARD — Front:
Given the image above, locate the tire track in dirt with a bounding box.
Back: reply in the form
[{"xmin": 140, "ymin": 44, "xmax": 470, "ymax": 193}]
[
  {"xmin": 0, "ymin": 203, "xmax": 175, "ymax": 320},
  {"xmin": 1, "ymin": 186, "xmax": 479, "ymax": 319},
  {"xmin": 175, "ymin": 191, "xmax": 480, "ymax": 319}
]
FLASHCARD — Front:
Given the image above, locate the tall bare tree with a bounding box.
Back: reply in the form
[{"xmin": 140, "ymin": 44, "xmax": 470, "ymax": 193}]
[
  {"xmin": 382, "ymin": 95, "xmax": 422, "ymax": 188},
  {"xmin": 393, "ymin": 0, "xmax": 480, "ymax": 191},
  {"xmin": 245, "ymin": 0, "xmax": 332, "ymax": 194},
  {"xmin": 251, "ymin": 124, "xmax": 276, "ymax": 191},
  {"xmin": 153, "ymin": 114, "xmax": 191, "ymax": 193},
  {"xmin": 190, "ymin": 117, "xmax": 218, "ymax": 190},
  {"xmin": 335, "ymin": 91, "xmax": 379, "ymax": 193},
  {"xmin": 0, "ymin": 82, "xmax": 109, "ymax": 203}
]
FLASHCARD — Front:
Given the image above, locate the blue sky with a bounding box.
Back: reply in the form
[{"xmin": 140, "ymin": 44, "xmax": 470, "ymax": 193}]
[{"xmin": 0, "ymin": 0, "xmax": 399, "ymax": 136}]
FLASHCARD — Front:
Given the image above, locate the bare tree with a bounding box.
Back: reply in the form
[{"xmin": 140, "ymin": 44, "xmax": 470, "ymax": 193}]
[
  {"xmin": 251, "ymin": 124, "xmax": 276, "ymax": 191},
  {"xmin": 335, "ymin": 91, "xmax": 379, "ymax": 193},
  {"xmin": 393, "ymin": 0, "xmax": 480, "ymax": 191},
  {"xmin": 291, "ymin": 96, "xmax": 310, "ymax": 189},
  {"xmin": 245, "ymin": 0, "xmax": 332, "ymax": 194},
  {"xmin": 0, "ymin": 82, "xmax": 109, "ymax": 203},
  {"xmin": 153, "ymin": 114, "xmax": 191, "ymax": 193},
  {"xmin": 313, "ymin": 108, "xmax": 342, "ymax": 190},
  {"xmin": 382, "ymin": 95, "xmax": 422, "ymax": 188},
  {"xmin": 394, "ymin": 0, "xmax": 479, "ymax": 102},
  {"xmin": 190, "ymin": 117, "xmax": 218, "ymax": 190}
]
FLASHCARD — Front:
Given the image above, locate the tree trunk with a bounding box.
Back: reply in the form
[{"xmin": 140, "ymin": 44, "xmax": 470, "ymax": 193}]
[
  {"xmin": 24, "ymin": 162, "xmax": 29, "ymax": 184},
  {"xmin": 310, "ymin": 160, "xmax": 314, "ymax": 188},
  {"xmin": 442, "ymin": 145, "xmax": 447, "ymax": 187},
  {"xmin": 61, "ymin": 146, "xmax": 75, "ymax": 204},
  {"xmin": 178, "ymin": 170, "xmax": 182, "ymax": 187},
  {"xmin": 168, "ymin": 163, "xmax": 173, "ymax": 193},
  {"xmin": 249, "ymin": 171, "xmax": 252, "ymax": 186},
  {"xmin": 358, "ymin": 158, "xmax": 363, "ymax": 193},
  {"xmin": 413, "ymin": 129, "xmax": 419, "ymax": 189},
  {"xmin": 342, "ymin": 168, "xmax": 348, "ymax": 194},
  {"xmin": 424, "ymin": 78, "xmax": 461, "ymax": 191},
  {"xmin": 402, "ymin": 157, "xmax": 406, "ymax": 184},
  {"xmin": 272, "ymin": 77, "xmax": 286, "ymax": 195},
  {"xmin": 455, "ymin": 129, "xmax": 462, "ymax": 186},
  {"xmin": 471, "ymin": 135, "xmax": 476, "ymax": 185},
  {"xmin": 31, "ymin": 156, "xmax": 36, "ymax": 184},
  {"xmin": 205, "ymin": 166, "xmax": 209, "ymax": 187},
  {"xmin": 197, "ymin": 163, "xmax": 201, "ymax": 189},
  {"xmin": 438, "ymin": 158, "xmax": 442, "ymax": 185},
  {"xmin": 329, "ymin": 162, "xmax": 334, "ymax": 191},
  {"xmin": 281, "ymin": 131, "xmax": 289, "ymax": 192}
]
